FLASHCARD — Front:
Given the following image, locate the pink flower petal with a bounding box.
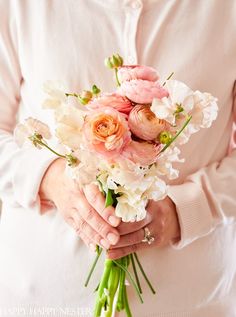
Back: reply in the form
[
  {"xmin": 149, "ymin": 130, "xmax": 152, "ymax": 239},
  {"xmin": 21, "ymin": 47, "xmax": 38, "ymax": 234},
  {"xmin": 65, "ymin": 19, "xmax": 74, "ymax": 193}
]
[{"xmin": 118, "ymin": 79, "xmax": 169, "ymax": 104}]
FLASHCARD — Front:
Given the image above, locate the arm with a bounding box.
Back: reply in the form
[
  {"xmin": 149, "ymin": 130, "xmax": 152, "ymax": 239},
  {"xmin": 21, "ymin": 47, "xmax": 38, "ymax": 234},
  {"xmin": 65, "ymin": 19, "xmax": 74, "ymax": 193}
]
[
  {"xmin": 0, "ymin": 1, "xmax": 56, "ymax": 209},
  {"xmin": 167, "ymin": 83, "xmax": 236, "ymax": 248},
  {"xmin": 0, "ymin": 2, "xmax": 120, "ymax": 251},
  {"xmin": 168, "ymin": 136, "xmax": 236, "ymax": 249}
]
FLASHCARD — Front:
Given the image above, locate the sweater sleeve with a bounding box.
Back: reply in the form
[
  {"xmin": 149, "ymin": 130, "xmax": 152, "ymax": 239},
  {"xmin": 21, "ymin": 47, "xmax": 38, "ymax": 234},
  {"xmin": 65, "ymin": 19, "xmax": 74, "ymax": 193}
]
[
  {"xmin": 168, "ymin": 89, "xmax": 236, "ymax": 249},
  {"xmin": 0, "ymin": 1, "xmax": 56, "ymax": 210}
]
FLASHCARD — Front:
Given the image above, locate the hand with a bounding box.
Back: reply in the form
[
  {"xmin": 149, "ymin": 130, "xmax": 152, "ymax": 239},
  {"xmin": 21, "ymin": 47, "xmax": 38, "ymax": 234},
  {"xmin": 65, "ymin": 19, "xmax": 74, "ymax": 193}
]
[
  {"xmin": 107, "ymin": 197, "xmax": 180, "ymax": 259},
  {"xmin": 39, "ymin": 158, "xmax": 120, "ymax": 250}
]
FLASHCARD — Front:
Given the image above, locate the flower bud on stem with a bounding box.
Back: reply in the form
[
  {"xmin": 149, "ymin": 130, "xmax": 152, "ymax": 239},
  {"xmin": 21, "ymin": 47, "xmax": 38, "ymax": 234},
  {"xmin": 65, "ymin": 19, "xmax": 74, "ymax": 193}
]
[{"xmin": 29, "ymin": 133, "xmax": 78, "ymax": 167}]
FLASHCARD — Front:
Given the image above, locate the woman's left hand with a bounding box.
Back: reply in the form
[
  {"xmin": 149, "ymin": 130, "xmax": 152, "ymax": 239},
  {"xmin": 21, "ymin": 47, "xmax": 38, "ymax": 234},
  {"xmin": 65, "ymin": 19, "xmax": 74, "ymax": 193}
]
[{"xmin": 107, "ymin": 197, "xmax": 181, "ymax": 259}]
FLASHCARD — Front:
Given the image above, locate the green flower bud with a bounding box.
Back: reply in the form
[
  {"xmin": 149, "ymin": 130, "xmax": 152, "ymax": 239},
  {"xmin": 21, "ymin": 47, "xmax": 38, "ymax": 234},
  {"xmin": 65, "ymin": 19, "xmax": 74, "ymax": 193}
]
[
  {"xmin": 111, "ymin": 54, "xmax": 120, "ymax": 67},
  {"xmin": 174, "ymin": 103, "xmax": 184, "ymax": 115},
  {"xmin": 78, "ymin": 95, "xmax": 90, "ymax": 105},
  {"xmin": 114, "ymin": 53, "xmax": 123, "ymax": 66},
  {"xmin": 80, "ymin": 90, "xmax": 93, "ymax": 100},
  {"xmin": 104, "ymin": 57, "xmax": 113, "ymax": 69},
  {"xmin": 159, "ymin": 131, "xmax": 172, "ymax": 144},
  {"xmin": 92, "ymin": 84, "xmax": 101, "ymax": 95}
]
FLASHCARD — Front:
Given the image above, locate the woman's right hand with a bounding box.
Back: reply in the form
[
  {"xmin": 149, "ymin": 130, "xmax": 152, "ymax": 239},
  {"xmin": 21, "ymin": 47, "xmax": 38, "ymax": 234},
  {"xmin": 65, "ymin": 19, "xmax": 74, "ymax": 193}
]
[{"xmin": 39, "ymin": 158, "xmax": 120, "ymax": 250}]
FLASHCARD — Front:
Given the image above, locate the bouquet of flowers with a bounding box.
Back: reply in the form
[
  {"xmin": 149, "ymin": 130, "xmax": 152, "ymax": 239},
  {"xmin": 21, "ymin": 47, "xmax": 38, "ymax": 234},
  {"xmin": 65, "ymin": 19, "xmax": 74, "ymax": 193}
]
[{"xmin": 14, "ymin": 54, "xmax": 218, "ymax": 317}]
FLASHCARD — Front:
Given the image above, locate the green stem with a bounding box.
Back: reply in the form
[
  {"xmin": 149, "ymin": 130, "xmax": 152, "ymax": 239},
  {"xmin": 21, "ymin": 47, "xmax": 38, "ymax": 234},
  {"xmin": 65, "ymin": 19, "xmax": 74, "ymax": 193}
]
[
  {"xmin": 160, "ymin": 115, "xmax": 192, "ymax": 154},
  {"xmin": 116, "ymin": 258, "xmax": 126, "ymax": 311},
  {"xmin": 123, "ymin": 284, "xmax": 132, "ymax": 317},
  {"xmin": 134, "ymin": 253, "xmax": 156, "ymax": 294},
  {"xmin": 94, "ymin": 282, "xmax": 100, "ymax": 293},
  {"xmin": 85, "ymin": 246, "xmax": 103, "ymax": 287},
  {"xmin": 130, "ymin": 254, "xmax": 142, "ymax": 294},
  {"xmin": 65, "ymin": 92, "xmax": 79, "ymax": 97},
  {"xmin": 115, "ymin": 68, "xmax": 121, "ymax": 87},
  {"xmin": 113, "ymin": 259, "xmax": 143, "ymax": 304},
  {"xmin": 162, "ymin": 71, "xmax": 174, "ymax": 86},
  {"xmin": 94, "ymin": 259, "xmax": 113, "ymax": 317},
  {"xmin": 37, "ymin": 140, "xmax": 66, "ymax": 158},
  {"xmin": 105, "ymin": 265, "xmax": 120, "ymax": 317}
]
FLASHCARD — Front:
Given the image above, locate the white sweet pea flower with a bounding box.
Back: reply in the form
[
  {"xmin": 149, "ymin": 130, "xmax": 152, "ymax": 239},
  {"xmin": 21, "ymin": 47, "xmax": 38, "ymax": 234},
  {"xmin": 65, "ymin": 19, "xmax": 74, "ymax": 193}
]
[
  {"xmin": 174, "ymin": 92, "xmax": 218, "ymax": 144},
  {"xmin": 55, "ymin": 105, "xmax": 86, "ymax": 150},
  {"xmin": 151, "ymin": 80, "xmax": 194, "ymax": 124},
  {"xmin": 144, "ymin": 176, "xmax": 167, "ymax": 201},
  {"xmin": 156, "ymin": 146, "xmax": 184, "ymax": 179},
  {"xmin": 116, "ymin": 194, "xmax": 147, "ymax": 222},
  {"xmin": 14, "ymin": 117, "xmax": 51, "ymax": 147},
  {"xmin": 102, "ymin": 160, "xmax": 147, "ymax": 189},
  {"xmin": 67, "ymin": 152, "xmax": 99, "ymax": 188},
  {"xmin": 191, "ymin": 91, "xmax": 218, "ymax": 128},
  {"xmin": 43, "ymin": 81, "xmax": 68, "ymax": 109}
]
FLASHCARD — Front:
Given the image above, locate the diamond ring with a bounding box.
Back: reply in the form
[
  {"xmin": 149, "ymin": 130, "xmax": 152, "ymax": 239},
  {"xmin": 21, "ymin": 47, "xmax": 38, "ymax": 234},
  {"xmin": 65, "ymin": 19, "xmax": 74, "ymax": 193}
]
[{"xmin": 141, "ymin": 227, "xmax": 155, "ymax": 245}]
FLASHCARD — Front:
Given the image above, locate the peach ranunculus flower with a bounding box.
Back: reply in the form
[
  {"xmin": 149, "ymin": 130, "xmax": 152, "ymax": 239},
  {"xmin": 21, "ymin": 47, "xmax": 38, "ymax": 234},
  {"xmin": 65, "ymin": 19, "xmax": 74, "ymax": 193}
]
[
  {"xmin": 87, "ymin": 93, "xmax": 133, "ymax": 115},
  {"xmin": 128, "ymin": 104, "xmax": 169, "ymax": 141},
  {"xmin": 83, "ymin": 107, "xmax": 131, "ymax": 159},
  {"xmin": 117, "ymin": 65, "xmax": 159, "ymax": 83},
  {"xmin": 122, "ymin": 140, "xmax": 160, "ymax": 166},
  {"xmin": 14, "ymin": 117, "xmax": 51, "ymax": 147}
]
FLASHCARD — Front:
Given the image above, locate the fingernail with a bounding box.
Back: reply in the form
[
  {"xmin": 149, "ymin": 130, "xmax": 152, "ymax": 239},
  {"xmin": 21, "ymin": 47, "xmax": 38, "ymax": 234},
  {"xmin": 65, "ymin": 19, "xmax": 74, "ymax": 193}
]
[
  {"xmin": 108, "ymin": 215, "xmax": 119, "ymax": 226},
  {"xmin": 107, "ymin": 232, "xmax": 119, "ymax": 245},
  {"xmin": 100, "ymin": 239, "xmax": 110, "ymax": 249}
]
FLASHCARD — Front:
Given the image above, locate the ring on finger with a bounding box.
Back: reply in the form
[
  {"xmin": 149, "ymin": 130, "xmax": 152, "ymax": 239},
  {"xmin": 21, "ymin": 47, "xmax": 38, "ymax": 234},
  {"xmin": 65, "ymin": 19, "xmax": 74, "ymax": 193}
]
[{"xmin": 141, "ymin": 227, "xmax": 155, "ymax": 245}]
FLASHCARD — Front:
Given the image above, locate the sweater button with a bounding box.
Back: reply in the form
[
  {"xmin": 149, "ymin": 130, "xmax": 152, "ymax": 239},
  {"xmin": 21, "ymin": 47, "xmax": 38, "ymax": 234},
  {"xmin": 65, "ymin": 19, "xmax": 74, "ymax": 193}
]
[{"xmin": 129, "ymin": 0, "xmax": 142, "ymax": 9}]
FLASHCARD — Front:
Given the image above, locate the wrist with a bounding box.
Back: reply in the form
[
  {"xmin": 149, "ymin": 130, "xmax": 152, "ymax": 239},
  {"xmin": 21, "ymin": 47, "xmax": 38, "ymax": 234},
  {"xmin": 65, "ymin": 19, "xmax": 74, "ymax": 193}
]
[{"xmin": 39, "ymin": 158, "xmax": 66, "ymax": 202}]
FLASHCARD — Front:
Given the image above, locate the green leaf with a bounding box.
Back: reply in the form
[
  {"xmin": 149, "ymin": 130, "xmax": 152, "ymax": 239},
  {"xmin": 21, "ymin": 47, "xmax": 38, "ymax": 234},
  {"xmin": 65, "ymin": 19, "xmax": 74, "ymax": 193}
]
[{"xmin": 105, "ymin": 188, "xmax": 114, "ymax": 208}]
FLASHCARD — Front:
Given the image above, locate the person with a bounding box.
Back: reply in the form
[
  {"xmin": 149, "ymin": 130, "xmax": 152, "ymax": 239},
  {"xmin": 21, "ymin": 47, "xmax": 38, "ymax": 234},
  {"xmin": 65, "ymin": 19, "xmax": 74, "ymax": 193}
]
[{"xmin": 0, "ymin": 1, "xmax": 235, "ymax": 316}]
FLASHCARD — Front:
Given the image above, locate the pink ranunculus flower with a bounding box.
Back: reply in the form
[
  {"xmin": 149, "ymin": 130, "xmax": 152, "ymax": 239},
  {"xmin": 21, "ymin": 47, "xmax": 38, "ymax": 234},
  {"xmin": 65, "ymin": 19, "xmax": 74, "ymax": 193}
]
[
  {"xmin": 117, "ymin": 65, "xmax": 159, "ymax": 83},
  {"xmin": 83, "ymin": 107, "xmax": 131, "ymax": 159},
  {"xmin": 128, "ymin": 104, "xmax": 169, "ymax": 141},
  {"xmin": 122, "ymin": 140, "xmax": 160, "ymax": 166},
  {"xmin": 118, "ymin": 79, "xmax": 169, "ymax": 104},
  {"xmin": 87, "ymin": 93, "xmax": 133, "ymax": 115}
]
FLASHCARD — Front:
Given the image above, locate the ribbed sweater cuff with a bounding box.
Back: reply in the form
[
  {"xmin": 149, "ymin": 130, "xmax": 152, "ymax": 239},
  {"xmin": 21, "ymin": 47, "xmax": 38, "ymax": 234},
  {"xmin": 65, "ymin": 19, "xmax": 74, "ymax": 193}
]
[
  {"xmin": 13, "ymin": 147, "xmax": 56, "ymax": 209},
  {"xmin": 168, "ymin": 182, "xmax": 215, "ymax": 249}
]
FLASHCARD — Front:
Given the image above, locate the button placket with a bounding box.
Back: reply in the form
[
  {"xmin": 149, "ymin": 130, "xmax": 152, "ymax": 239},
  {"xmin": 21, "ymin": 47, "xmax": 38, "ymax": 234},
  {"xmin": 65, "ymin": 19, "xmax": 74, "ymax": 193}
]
[{"xmin": 123, "ymin": 0, "xmax": 143, "ymax": 65}]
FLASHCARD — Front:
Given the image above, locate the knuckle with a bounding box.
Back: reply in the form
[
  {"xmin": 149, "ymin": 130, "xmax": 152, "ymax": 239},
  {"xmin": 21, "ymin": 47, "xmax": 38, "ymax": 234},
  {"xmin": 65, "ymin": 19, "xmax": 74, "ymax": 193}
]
[
  {"xmin": 76, "ymin": 218, "xmax": 87, "ymax": 234},
  {"xmin": 130, "ymin": 244, "xmax": 138, "ymax": 253},
  {"xmin": 88, "ymin": 190, "xmax": 101, "ymax": 207},
  {"xmin": 65, "ymin": 217, "xmax": 76, "ymax": 229},
  {"xmin": 159, "ymin": 219, "xmax": 165, "ymax": 231},
  {"xmin": 85, "ymin": 207, "xmax": 95, "ymax": 222},
  {"xmin": 96, "ymin": 221, "xmax": 109, "ymax": 236}
]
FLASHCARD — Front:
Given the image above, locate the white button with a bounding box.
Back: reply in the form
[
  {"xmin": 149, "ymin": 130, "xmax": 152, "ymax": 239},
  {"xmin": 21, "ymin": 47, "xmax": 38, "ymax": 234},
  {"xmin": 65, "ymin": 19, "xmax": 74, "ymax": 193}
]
[
  {"xmin": 127, "ymin": 55, "xmax": 136, "ymax": 64},
  {"xmin": 129, "ymin": 0, "xmax": 142, "ymax": 9}
]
